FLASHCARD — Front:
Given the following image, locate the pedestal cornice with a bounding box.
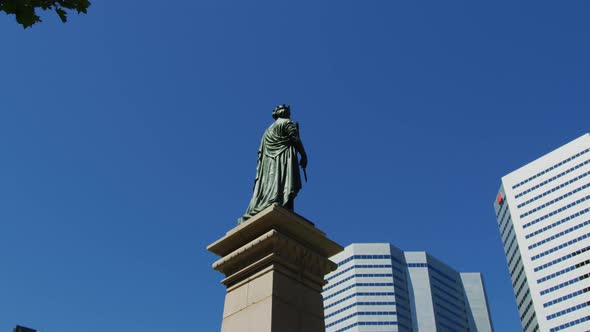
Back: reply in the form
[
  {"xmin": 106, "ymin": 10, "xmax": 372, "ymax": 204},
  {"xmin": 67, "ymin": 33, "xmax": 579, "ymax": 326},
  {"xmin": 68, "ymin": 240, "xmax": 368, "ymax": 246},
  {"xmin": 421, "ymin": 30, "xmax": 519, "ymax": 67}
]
[{"xmin": 208, "ymin": 204, "xmax": 342, "ymax": 258}]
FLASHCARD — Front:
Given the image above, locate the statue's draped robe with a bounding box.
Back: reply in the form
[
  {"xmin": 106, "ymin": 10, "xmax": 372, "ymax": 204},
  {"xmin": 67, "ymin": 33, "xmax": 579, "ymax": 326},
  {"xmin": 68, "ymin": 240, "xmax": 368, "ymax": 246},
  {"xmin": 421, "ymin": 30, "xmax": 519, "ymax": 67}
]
[{"xmin": 239, "ymin": 118, "xmax": 302, "ymax": 224}]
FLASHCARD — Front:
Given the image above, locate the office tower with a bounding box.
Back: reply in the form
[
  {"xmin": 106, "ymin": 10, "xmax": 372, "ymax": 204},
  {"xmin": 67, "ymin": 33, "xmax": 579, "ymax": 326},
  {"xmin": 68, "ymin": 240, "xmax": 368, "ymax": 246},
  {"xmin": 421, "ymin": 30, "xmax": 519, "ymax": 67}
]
[
  {"xmin": 323, "ymin": 243, "xmax": 493, "ymax": 332},
  {"xmin": 494, "ymin": 133, "xmax": 590, "ymax": 332}
]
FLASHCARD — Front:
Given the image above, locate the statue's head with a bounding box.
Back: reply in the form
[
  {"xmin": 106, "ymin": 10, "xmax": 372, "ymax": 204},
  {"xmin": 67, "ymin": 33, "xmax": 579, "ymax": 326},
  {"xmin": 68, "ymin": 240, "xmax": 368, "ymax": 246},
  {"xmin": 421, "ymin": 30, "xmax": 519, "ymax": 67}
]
[{"xmin": 272, "ymin": 104, "xmax": 291, "ymax": 119}]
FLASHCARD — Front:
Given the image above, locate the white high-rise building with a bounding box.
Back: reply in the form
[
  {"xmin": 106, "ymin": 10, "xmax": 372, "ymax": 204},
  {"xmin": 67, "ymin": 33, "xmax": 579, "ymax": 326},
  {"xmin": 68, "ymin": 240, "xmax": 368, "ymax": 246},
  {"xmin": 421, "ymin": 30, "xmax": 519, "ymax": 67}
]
[
  {"xmin": 322, "ymin": 243, "xmax": 494, "ymax": 332},
  {"xmin": 494, "ymin": 133, "xmax": 590, "ymax": 332}
]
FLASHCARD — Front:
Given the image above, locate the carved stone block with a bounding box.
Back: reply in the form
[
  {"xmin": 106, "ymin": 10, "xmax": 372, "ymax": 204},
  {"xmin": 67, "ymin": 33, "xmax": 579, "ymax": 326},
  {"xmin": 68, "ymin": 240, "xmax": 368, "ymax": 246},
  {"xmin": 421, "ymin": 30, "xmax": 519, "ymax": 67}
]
[{"xmin": 208, "ymin": 204, "xmax": 343, "ymax": 332}]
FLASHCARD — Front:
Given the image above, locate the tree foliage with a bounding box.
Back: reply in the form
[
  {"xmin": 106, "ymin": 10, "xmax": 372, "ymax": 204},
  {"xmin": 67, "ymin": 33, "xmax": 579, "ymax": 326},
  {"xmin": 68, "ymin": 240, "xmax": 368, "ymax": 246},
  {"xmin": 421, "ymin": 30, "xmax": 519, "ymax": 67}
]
[{"xmin": 0, "ymin": 0, "xmax": 90, "ymax": 28}]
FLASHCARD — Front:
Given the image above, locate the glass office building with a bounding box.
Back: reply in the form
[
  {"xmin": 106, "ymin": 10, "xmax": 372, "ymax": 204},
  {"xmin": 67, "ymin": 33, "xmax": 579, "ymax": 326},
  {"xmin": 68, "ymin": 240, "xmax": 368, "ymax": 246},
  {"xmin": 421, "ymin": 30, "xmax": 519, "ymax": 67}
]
[
  {"xmin": 323, "ymin": 243, "xmax": 493, "ymax": 332},
  {"xmin": 494, "ymin": 133, "xmax": 590, "ymax": 332}
]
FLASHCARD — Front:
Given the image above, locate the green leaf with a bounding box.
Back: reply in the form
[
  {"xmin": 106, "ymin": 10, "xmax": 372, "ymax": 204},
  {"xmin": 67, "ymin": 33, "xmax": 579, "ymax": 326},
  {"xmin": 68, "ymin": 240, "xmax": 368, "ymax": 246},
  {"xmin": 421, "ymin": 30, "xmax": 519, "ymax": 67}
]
[
  {"xmin": 55, "ymin": 7, "xmax": 66, "ymax": 22},
  {"xmin": 0, "ymin": 0, "xmax": 91, "ymax": 27}
]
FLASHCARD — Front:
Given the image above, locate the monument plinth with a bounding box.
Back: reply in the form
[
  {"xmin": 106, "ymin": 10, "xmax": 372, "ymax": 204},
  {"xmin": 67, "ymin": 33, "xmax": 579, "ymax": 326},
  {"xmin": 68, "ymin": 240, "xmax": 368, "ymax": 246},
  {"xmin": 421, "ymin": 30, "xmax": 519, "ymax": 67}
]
[{"xmin": 208, "ymin": 204, "xmax": 343, "ymax": 332}]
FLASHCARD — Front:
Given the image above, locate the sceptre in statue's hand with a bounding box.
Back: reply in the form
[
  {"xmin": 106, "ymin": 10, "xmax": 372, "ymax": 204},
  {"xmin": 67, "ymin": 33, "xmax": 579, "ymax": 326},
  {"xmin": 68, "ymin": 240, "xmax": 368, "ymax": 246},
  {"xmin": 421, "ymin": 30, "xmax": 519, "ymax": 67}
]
[
  {"xmin": 296, "ymin": 122, "xmax": 308, "ymax": 182},
  {"xmin": 238, "ymin": 104, "xmax": 308, "ymax": 224}
]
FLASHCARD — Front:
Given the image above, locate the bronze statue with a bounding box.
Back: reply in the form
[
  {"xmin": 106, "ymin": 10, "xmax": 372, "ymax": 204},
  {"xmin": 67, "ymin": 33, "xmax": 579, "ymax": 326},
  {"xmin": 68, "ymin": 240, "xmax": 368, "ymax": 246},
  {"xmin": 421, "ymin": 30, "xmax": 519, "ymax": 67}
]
[{"xmin": 238, "ymin": 105, "xmax": 308, "ymax": 224}]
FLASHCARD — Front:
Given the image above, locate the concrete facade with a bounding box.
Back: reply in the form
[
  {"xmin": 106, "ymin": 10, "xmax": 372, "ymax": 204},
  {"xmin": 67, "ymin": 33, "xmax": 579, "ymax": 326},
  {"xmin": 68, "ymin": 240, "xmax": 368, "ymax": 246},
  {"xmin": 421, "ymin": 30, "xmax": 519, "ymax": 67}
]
[
  {"xmin": 461, "ymin": 273, "xmax": 494, "ymax": 332},
  {"xmin": 494, "ymin": 133, "xmax": 590, "ymax": 332},
  {"xmin": 323, "ymin": 243, "xmax": 493, "ymax": 332}
]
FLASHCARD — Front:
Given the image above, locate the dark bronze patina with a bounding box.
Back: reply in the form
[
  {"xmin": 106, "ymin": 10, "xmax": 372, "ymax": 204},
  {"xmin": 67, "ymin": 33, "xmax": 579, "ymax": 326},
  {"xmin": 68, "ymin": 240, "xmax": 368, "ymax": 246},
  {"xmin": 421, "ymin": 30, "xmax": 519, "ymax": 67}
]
[{"xmin": 238, "ymin": 105, "xmax": 308, "ymax": 224}]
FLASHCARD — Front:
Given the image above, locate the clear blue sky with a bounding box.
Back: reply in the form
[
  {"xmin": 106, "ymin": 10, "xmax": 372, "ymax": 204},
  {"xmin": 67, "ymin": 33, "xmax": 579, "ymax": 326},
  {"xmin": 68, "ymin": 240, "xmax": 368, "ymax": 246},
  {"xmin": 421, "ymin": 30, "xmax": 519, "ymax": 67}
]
[{"xmin": 1, "ymin": 1, "xmax": 589, "ymax": 331}]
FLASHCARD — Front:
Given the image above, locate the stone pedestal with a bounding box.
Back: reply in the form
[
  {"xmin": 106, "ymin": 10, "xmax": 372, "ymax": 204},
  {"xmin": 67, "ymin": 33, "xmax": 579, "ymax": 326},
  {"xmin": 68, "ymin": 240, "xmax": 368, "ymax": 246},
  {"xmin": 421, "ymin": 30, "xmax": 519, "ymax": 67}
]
[{"xmin": 207, "ymin": 204, "xmax": 343, "ymax": 332}]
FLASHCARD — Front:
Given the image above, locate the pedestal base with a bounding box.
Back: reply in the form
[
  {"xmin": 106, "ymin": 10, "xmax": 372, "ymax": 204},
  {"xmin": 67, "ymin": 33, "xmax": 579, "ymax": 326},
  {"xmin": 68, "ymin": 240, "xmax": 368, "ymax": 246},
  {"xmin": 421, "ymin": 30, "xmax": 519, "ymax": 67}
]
[{"xmin": 208, "ymin": 204, "xmax": 343, "ymax": 332}]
